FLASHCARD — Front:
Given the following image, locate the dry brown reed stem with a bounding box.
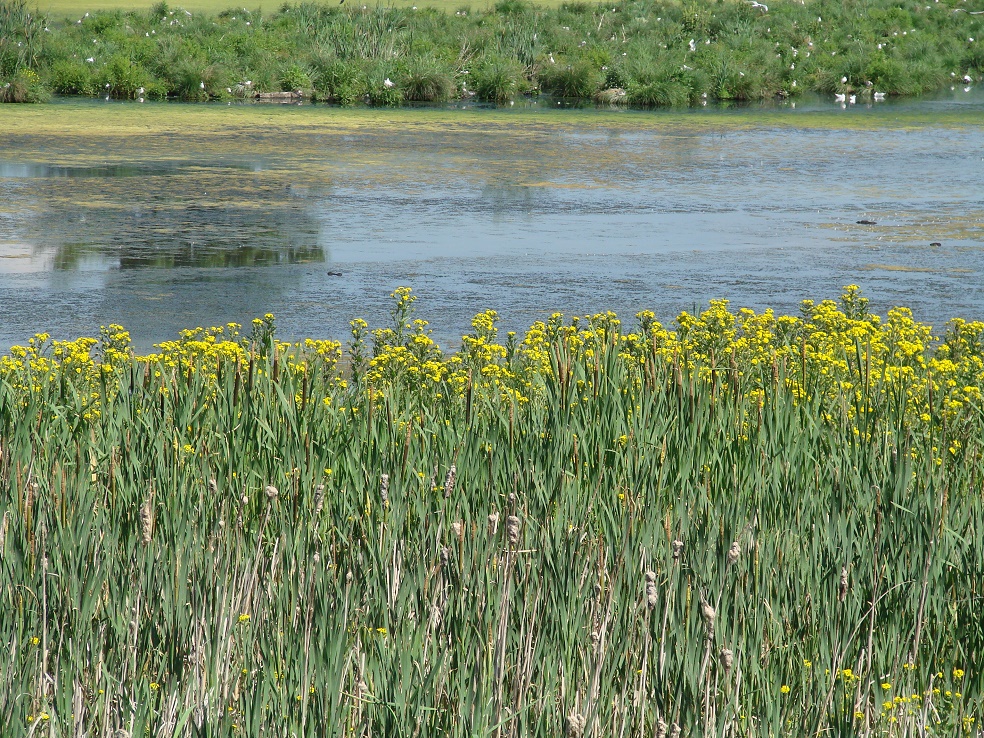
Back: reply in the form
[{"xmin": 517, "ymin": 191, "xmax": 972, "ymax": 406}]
[{"xmin": 0, "ymin": 510, "xmax": 9, "ymax": 551}]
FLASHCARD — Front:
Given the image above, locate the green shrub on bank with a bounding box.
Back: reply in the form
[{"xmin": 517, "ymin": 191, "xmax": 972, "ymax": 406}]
[
  {"xmin": 472, "ymin": 54, "xmax": 524, "ymax": 102},
  {"xmin": 0, "ymin": 0, "xmax": 982, "ymax": 106}
]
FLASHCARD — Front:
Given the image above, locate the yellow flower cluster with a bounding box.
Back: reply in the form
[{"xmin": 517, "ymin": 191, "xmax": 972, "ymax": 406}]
[{"xmin": 2, "ymin": 288, "xmax": 981, "ymax": 440}]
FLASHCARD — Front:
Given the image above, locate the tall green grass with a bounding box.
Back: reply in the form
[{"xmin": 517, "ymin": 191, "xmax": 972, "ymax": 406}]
[
  {"xmin": 1, "ymin": 0, "xmax": 982, "ymax": 105},
  {"xmin": 0, "ymin": 297, "xmax": 981, "ymax": 735}
]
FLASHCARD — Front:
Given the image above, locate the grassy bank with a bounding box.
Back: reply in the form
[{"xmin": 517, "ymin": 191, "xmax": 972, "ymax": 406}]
[
  {"xmin": 1, "ymin": 287, "xmax": 982, "ymax": 735},
  {"xmin": 1, "ymin": 0, "xmax": 982, "ymax": 107}
]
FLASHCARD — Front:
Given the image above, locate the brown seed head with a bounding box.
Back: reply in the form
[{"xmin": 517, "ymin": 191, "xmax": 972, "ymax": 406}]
[
  {"xmin": 727, "ymin": 540, "xmax": 741, "ymax": 565},
  {"xmin": 565, "ymin": 711, "xmax": 586, "ymax": 738},
  {"xmin": 672, "ymin": 540, "xmax": 684, "ymax": 560},
  {"xmin": 488, "ymin": 512, "xmax": 500, "ymax": 536},
  {"xmin": 655, "ymin": 717, "xmax": 668, "ymax": 738},
  {"xmin": 313, "ymin": 484, "xmax": 325, "ymax": 515},
  {"xmin": 140, "ymin": 498, "xmax": 154, "ymax": 544},
  {"xmin": 505, "ymin": 515, "xmax": 521, "ymax": 546},
  {"xmin": 380, "ymin": 474, "xmax": 389, "ymax": 504},
  {"xmin": 265, "ymin": 485, "xmax": 279, "ymax": 501},
  {"xmin": 719, "ymin": 647, "xmax": 734, "ymax": 674},
  {"xmin": 443, "ymin": 465, "xmax": 456, "ymax": 498},
  {"xmin": 645, "ymin": 571, "xmax": 658, "ymax": 609}
]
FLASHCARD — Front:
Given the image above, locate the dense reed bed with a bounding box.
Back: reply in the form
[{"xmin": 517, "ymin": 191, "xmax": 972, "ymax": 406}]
[
  {"xmin": 1, "ymin": 0, "xmax": 982, "ymax": 105},
  {"xmin": 1, "ymin": 287, "xmax": 982, "ymax": 736}
]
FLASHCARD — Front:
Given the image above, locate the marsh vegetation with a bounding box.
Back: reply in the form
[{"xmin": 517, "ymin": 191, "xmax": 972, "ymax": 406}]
[
  {"xmin": 1, "ymin": 287, "xmax": 982, "ymax": 735},
  {"xmin": 1, "ymin": 0, "xmax": 982, "ymax": 106}
]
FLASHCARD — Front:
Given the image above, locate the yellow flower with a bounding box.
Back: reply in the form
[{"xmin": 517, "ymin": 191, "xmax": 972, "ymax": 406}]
[
  {"xmin": 150, "ymin": 682, "xmax": 159, "ymax": 690},
  {"xmin": 953, "ymin": 668, "xmax": 965, "ymax": 679},
  {"xmin": 881, "ymin": 682, "xmax": 891, "ymax": 690},
  {"xmin": 780, "ymin": 685, "xmax": 791, "ymax": 694},
  {"xmin": 803, "ymin": 659, "xmax": 812, "ymax": 668},
  {"xmin": 238, "ymin": 613, "xmax": 250, "ymax": 623}
]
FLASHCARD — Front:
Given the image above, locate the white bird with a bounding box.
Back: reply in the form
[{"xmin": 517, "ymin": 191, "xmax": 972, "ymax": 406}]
[
  {"xmin": 199, "ymin": 81, "xmax": 205, "ymax": 89},
  {"xmin": 689, "ymin": 38, "xmax": 696, "ymax": 51},
  {"xmin": 873, "ymin": 91, "xmax": 886, "ymax": 100},
  {"xmin": 964, "ymin": 74, "xmax": 973, "ymax": 82},
  {"xmin": 748, "ymin": 1, "xmax": 768, "ymax": 10},
  {"xmin": 834, "ymin": 93, "xmax": 846, "ymax": 102},
  {"xmin": 383, "ymin": 78, "xmax": 394, "ymax": 88},
  {"xmin": 849, "ymin": 94, "xmax": 856, "ymax": 104}
]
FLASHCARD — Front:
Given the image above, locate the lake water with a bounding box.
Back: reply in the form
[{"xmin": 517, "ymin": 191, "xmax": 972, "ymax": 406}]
[{"xmin": 1, "ymin": 91, "xmax": 983, "ymax": 353}]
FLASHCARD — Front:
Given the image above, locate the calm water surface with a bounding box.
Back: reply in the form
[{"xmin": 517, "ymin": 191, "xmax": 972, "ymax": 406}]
[{"xmin": 2, "ymin": 92, "xmax": 983, "ymax": 352}]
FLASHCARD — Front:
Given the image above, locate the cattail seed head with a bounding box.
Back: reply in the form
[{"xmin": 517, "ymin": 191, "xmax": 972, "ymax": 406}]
[
  {"xmin": 488, "ymin": 512, "xmax": 500, "ymax": 536},
  {"xmin": 451, "ymin": 520, "xmax": 463, "ymax": 539},
  {"xmin": 669, "ymin": 723, "xmax": 681, "ymax": 738},
  {"xmin": 655, "ymin": 717, "xmax": 668, "ymax": 738},
  {"xmin": 380, "ymin": 474, "xmax": 389, "ymax": 505},
  {"xmin": 440, "ymin": 546, "xmax": 451, "ymax": 569},
  {"xmin": 565, "ymin": 711, "xmax": 586, "ymax": 738},
  {"xmin": 700, "ymin": 596, "xmax": 716, "ymax": 628},
  {"xmin": 264, "ymin": 485, "xmax": 279, "ymax": 501},
  {"xmin": 208, "ymin": 478, "xmax": 218, "ymax": 494},
  {"xmin": 645, "ymin": 571, "xmax": 658, "ymax": 609},
  {"xmin": 430, "ymin": 603, "xmax": 443, "ymax": 629},
  {"xmin": 719, "ymin": 647, "xmax": 734, "ymax": 674},
  {"xmin": 505, "ymin": 515, "xmax": 521, "ymax": 546},
  {"xmin": 0, "ymin": 510, "xmax": 10, "ymax": 550},
  {"xmin": 672, "ymin": 540, "xmax": 684, "ymax": 560},
  {"xmin": 727, "ymin": 540, "xmax": 741, "ymax": 565},
  {"xmin": 838, "ymin": 566, "xmax": 849, "ymax": 602},
  {"xmin": 443, "ymin": 465, "xmax": 456, "ymax": 498},
  {"xmin": 313, "ymin": 484, "xmax": 325, "ymax": 515},
  {"xmin": 140, "ymin": 498, "xmax": 154, "ymax": 544}
]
